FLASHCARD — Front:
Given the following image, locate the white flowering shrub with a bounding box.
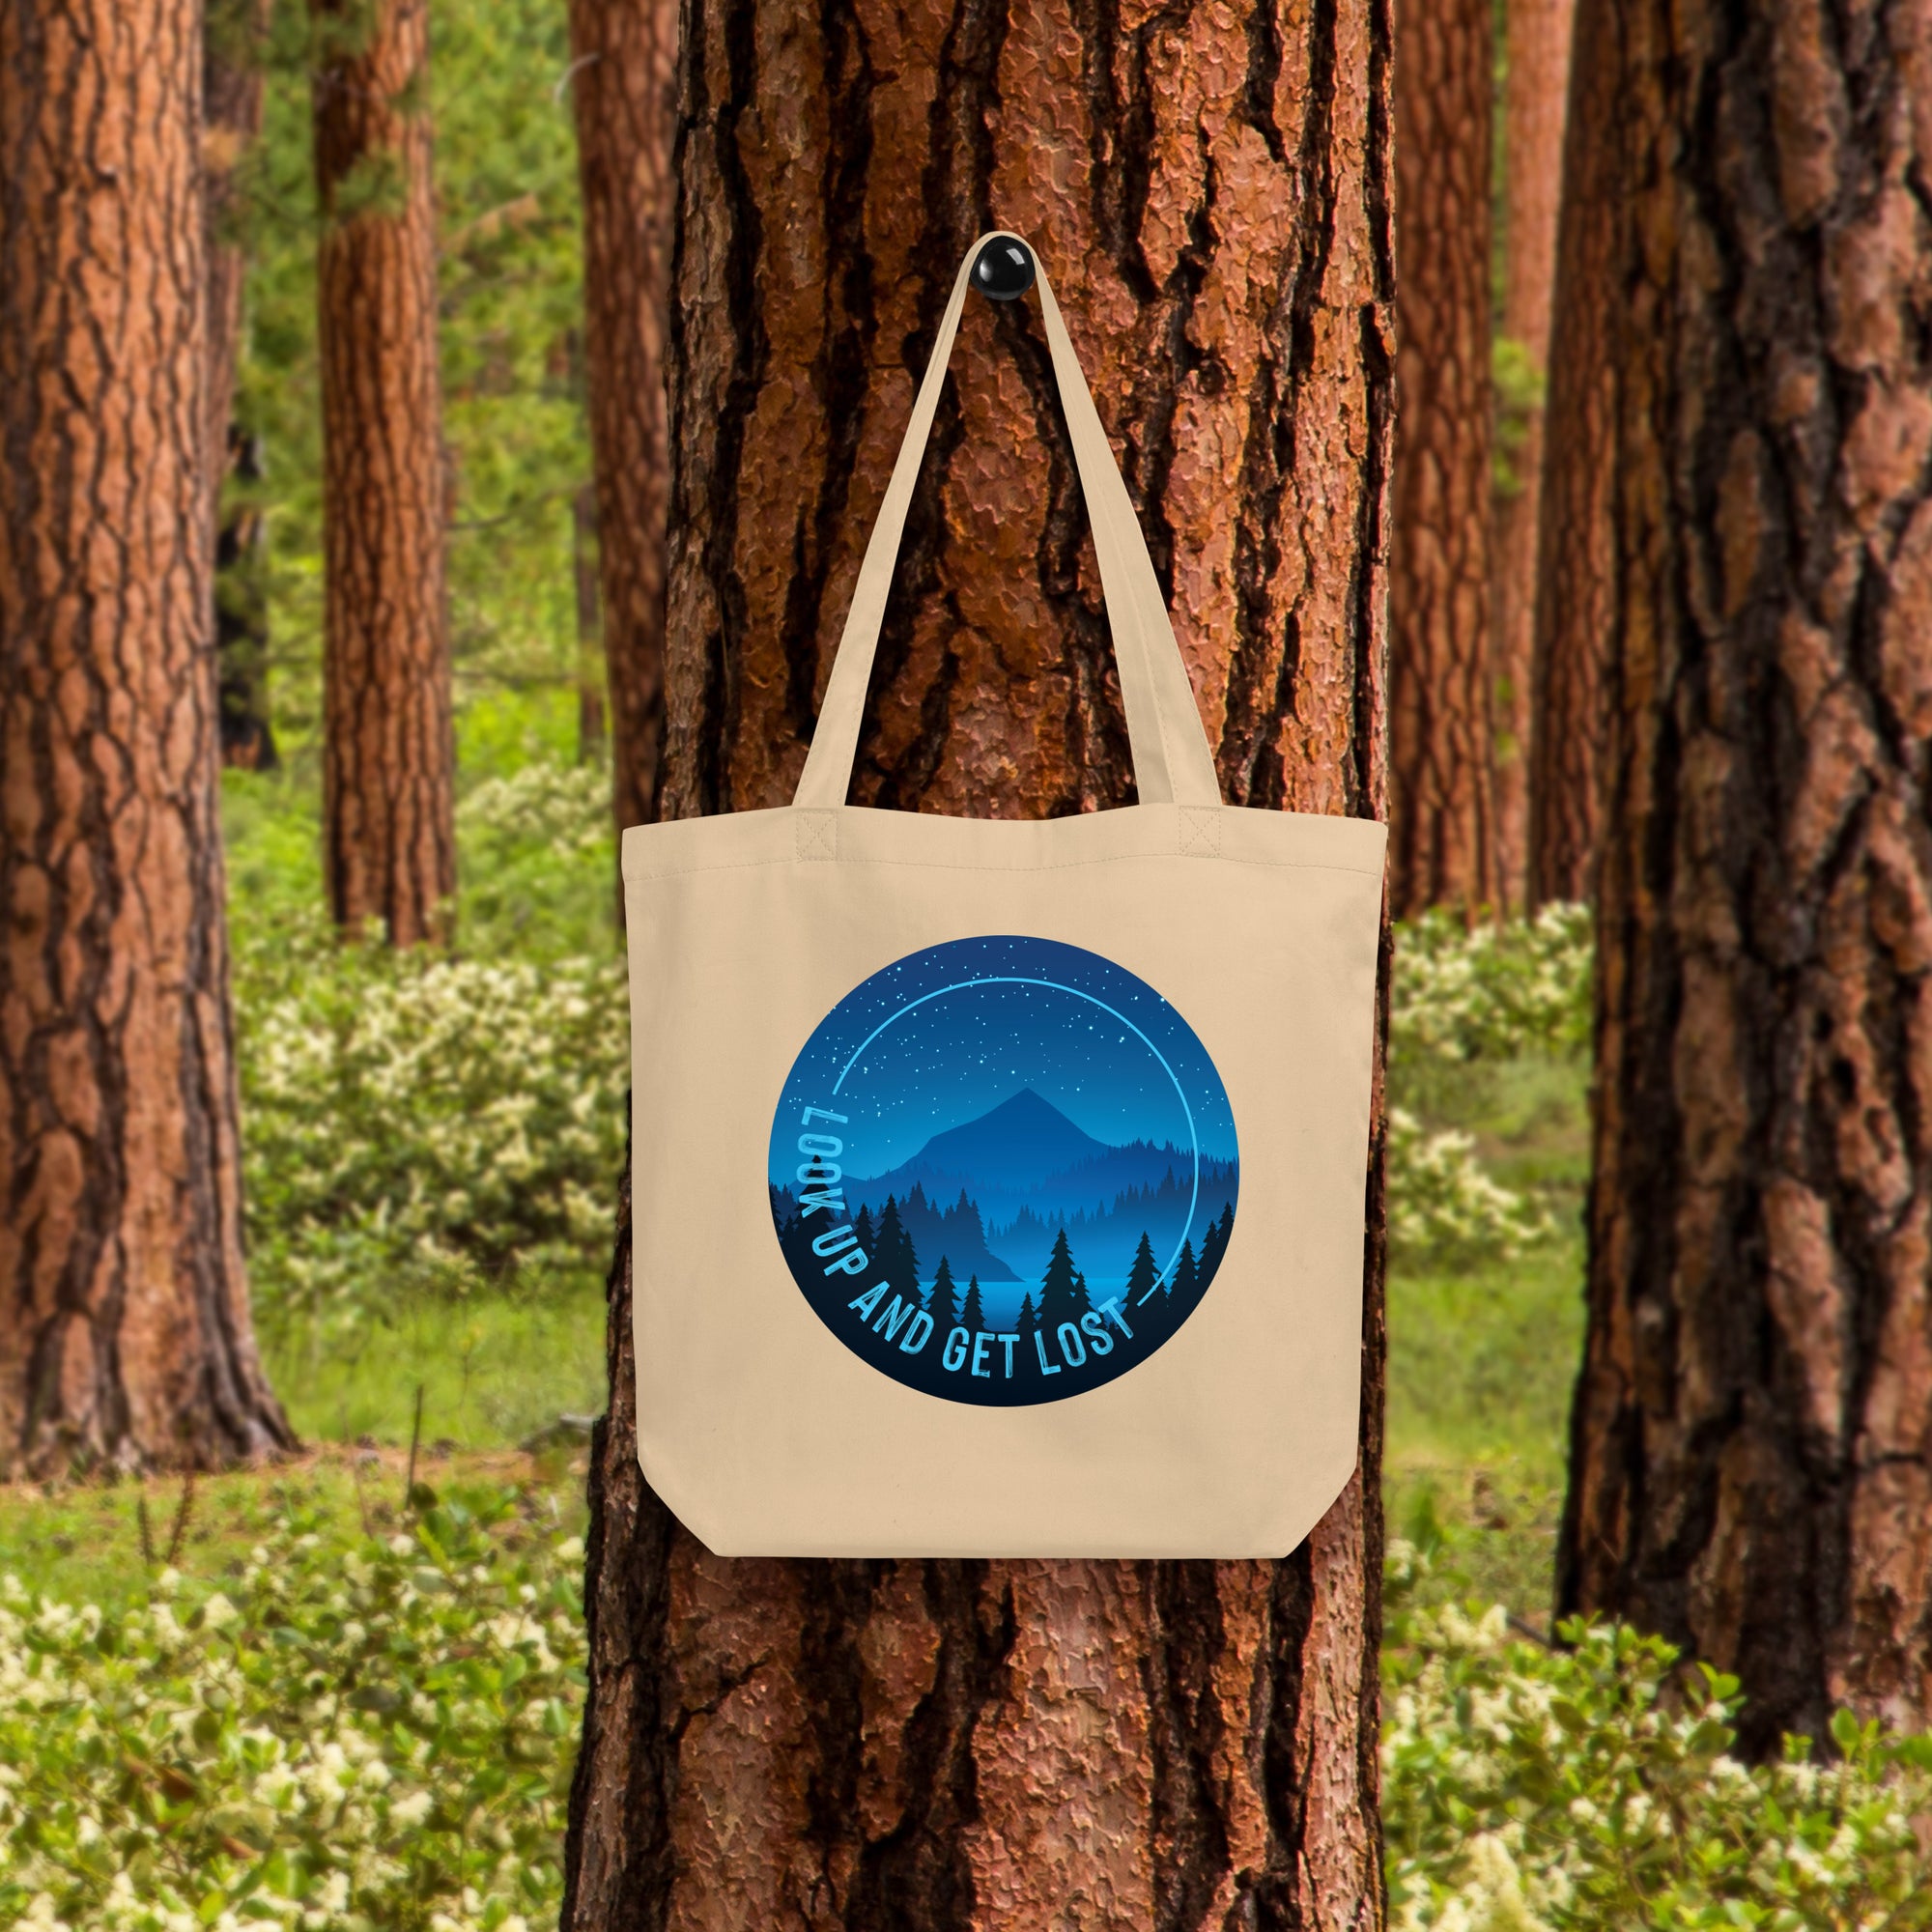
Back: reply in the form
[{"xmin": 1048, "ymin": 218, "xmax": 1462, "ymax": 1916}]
[
  {"xmin": 1383, "ymin": 904, "xmax": 1593, "ymax": 1266},
  {"xmin": 1383, "ymin": 1559, "xmax": 1932, "ymax": 1931},
  {"xmin": 455, "ymin": 762, "xmax": 616, "ymax": 962},
  {"xmin": 234, "ymin": 912, "xmax": 627, "ymax": 1330},
  {"xmin": 457, "ymin": 762, "xmax": 611, "ymax": 863},
  {"xmin": 1392, "ymin": 903, "xmax": 1593, "ymax": 1074},
  {"xmin": 1386, "ymin": 1109, "xmax": 1549, "ymax": 1263},
  {"xmin": 0, "ymin": 1482, "xmax": 584, "ymax": 1932}
]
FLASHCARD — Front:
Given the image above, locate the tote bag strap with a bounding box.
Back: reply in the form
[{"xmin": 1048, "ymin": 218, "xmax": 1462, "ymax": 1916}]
[{"xmin": 792, "ymin": 233, "xmax": 1223, "ymax": 811}]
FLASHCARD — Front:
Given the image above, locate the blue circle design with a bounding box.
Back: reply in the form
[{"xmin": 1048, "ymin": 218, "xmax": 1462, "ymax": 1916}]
[{"xmin": 768, "ymin": 935, "xmax": 1240, "ymax": 1406}]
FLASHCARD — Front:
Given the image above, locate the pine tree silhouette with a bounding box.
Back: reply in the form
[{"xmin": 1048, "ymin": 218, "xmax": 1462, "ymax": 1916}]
[
  {"xmin": 1197, "ymin": 1205, "xmax": 1235, "ymax": 1289},
  {"xmin": 1125, "ymin": 1230, "xmax": 1159, "ymax": 1305},
  {"xmin": 1015, "ymin": 1292, "xmax": 1038, "ymax": 1342},
  {"xmin": 1072, "ymin": 1270, "xmax": 1093, "ymax": 1316},
  {"xmin": 852, "ymin": 1203, "xmax": 876, "ymax": 1261},
  {"xmin": 1037, "ymin": 1229, "xmax": 1086, "ymax": 1332},
  {"xmin": 1169, "ymin": 1237, "xmax": 1199, "ymax": 1303},
  {"xmin": 928, "ymin": 1255, "xmax": 959, "ymax": 1329},
  {"xmin": 960, "ymin": 1273, "xmax": 986, "ymax": 1331},
  {"xmin": 875, "ymin": 1196, "xmax": 920, "ymax": 1300}
]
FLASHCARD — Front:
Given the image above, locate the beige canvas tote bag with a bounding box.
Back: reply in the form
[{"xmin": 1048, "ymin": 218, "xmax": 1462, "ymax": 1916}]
[{"xmin": 623, "ymin": 232, "xmax": 1385, "ymax": 1558}]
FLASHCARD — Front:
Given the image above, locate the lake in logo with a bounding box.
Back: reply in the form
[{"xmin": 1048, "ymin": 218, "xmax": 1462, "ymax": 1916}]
[{"xmin": 767, "ymin": 934, "xmax": 1239, "ymax": 1406}]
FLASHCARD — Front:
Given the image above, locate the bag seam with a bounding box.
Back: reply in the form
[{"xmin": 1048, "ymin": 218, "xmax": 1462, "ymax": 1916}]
[{"xmin": 625, "ymin": 848, "xmax": 1382, "ymax": 885}]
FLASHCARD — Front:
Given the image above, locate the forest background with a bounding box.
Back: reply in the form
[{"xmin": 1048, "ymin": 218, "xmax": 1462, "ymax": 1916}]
[{"xmin": 5, "ymin": 0, "xmax": 1932, "ymax": 1926}]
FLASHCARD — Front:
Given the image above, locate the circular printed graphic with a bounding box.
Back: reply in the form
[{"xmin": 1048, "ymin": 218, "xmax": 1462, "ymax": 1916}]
[{"xmin": 767, "ymin": 935, "xmax": 1239, "ymax": 1406}]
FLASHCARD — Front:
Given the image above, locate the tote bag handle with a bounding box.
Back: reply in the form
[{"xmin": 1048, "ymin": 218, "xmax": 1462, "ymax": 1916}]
[{"xmin": 792, "ymin": 233, "xmax": 1223, "ymax": 811}]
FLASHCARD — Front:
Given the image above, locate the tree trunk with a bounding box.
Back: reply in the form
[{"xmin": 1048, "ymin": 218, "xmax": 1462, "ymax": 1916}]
[
  {"xmin": 1523, "ymin": 0, "xmax": 1615, "ymax": 905},
  {"xmin": 566, "ymin": 0, "xmax": 671, "ymax": 835},
  {"xmin": 1558, "ymin": 0, "xmax": 1932, "ymax": 1751},
  {"xmin": 561, "ymin": 3, "xmax": 1395, "ymax": 1924},
  {"xmin": 1388, "ymin": 0, "xmax": 1495, "ymax": 918},
  {"xmin": 1490, "ymin": 0, "xmax": 1575, "ymax": 908},
  {"xmin": 0, "ymin": 0, "xmax": 294, "ymax": 1475},
  {"xmin": 312, "ymin": 0, "xmax": 455, "ymax": 948}
]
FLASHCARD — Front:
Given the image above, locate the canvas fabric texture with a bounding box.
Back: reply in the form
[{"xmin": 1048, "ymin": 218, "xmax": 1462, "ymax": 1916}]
[{"xmin": 623, "ymin": 233, "xmax": 1386, "ymax": 1558}]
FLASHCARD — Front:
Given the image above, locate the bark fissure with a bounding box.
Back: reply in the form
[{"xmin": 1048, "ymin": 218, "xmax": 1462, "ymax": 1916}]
[
  {"xmin": 1145, "ymin": 1564, "xmax": 1235, "ymax": 1932},
  {"xmin": 777, "ymin": 0, "xmax": 880, "ymax": 752}
]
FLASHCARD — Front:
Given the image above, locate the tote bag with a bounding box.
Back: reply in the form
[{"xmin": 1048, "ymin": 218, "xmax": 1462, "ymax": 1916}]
[{"xmin": 623, "ymin": 233, "xmax": 1385, "ymax": 1558}]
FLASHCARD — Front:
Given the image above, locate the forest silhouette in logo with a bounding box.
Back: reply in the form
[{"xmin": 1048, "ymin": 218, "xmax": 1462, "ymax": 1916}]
[{"xmin": 768, "ymin": 935, "xmax": 1239, "ymax": 1406}]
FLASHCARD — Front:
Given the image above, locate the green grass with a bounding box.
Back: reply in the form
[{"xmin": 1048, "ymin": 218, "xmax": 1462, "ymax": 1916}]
[
  {"xmin": 264, "ymin": 1283, "xmax": 609, "ymax": 1451},
  {"xmin": 0, "ymin": 1274, "xmax": 606, "ymax": 1613},
  {"xmin": 0, "ymin": 1446, "xmax": 585, "ymax": 1612}
]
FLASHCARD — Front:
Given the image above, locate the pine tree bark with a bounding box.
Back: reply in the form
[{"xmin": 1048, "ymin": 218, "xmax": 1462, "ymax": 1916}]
[
  {"xmin": 0, "ymin": 0, "xmax": 294, "ymax": 1474},
  {"xmin": 566, "ymin": 0, "xmax": 672, "ymax": 835},
  {"xmin": 1558, "ymin": 0, "xmax": 1932, "ymax": 1749},
  {"xmin": 312, "ymin": 0, "xmax": 455, "ymax": 947},
  {"xmin": 1388, "ymin": 0, "xmax": 1495, "ymax": 917},
  {"xmin": 561, "ymin": 3, "xmax": 1395, "ymax": 1923},
  {"xmin": 1491, "ymin": 0, "xmax": 1575, "ymax": 907},
  {"xmin": 1524, "ymin": 0, "xmax": 1616, "ymax": 905}
]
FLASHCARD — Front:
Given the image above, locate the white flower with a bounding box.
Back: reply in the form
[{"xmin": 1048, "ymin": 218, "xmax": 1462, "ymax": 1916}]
[{"xmin": 389, "ymin": 1789, "xmax": 434, "ymax": 1829}]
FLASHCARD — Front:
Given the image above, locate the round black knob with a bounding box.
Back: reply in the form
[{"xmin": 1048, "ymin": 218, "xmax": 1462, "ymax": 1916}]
[{"xmin": 972, "ymin": 237, "xmax": 1036, "ymax": 301}]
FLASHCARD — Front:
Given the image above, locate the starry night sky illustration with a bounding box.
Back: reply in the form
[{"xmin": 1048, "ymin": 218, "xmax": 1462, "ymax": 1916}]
[{"xmin": 768, "ymin": 934, "xmax": 1238, "ymax": 1183}]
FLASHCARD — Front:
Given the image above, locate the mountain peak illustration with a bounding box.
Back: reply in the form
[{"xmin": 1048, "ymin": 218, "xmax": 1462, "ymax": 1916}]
[{"xmin": 910, "ymin": 1088, "xmax": 1112, "ymax": 1190}]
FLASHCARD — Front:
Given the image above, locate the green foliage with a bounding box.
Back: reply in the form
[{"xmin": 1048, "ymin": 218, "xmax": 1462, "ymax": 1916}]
[
  {"xmin": 234, "ymin": 905, "xmax": 626, "ymax": 1338},
  {"xmin": 1387, "ymin": 1236, "xmax": 1584, "ymax": 1480},
  {"xmin": 1388, "ymin": 1109, "xmax": 1550, "ymax": 1263},
  {"xmin": 1384, "ymin": 905, "xmax": 1591, "ymax": 1264},
  {"xmin": 455, "ymin": 758, "xmax": 616, "ymax": 960},
  {"xmin": 1384, "ymin": 1568, "xmax": 1932, "ymax": 1931},
  {"xmin": 0, "ymin": 1480, "xmax": 584, "ymax": 1932},
  {"xmin": 1492, "ymin": 334, "xmax": 1548, "ymax": 500},
  {"xmin": 225, "ymin": 743, "xmax": 622, "ymax": 1353},
  {"xmin": 1392, "ymin": 903, "xmax": 1594, "ymax": 1076}
]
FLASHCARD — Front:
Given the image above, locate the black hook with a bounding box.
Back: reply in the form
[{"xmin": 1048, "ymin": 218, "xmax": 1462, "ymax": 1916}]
[{"xmin": 972, "ymin": 236, "xmax": 1036, "ymax": 301}]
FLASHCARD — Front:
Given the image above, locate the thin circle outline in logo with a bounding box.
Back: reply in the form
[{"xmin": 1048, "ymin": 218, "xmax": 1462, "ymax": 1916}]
[{"xmin": 767, "ymin": 934, "xmax": 1240, "ymax": 1406}]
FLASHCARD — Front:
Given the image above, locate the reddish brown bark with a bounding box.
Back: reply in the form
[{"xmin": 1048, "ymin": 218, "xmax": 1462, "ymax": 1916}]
[
  {"xmin": 1524, "ymin": 0, "xmax": 1616, "ymax": 905},
  {"xmin": 312, "ymin": 0, "xmax": 455, "ymax": 947},
  {"xmin": 566, "ymin": 0, "xmax": 671, "ymax": 834},
  {"xmin": 562, "ymin": 1, "xmax": 1395, "ymax": 1923},
  {"xmin": 0, "ymin": 0, "xmax": 294, "ymax": 1474},
  {"xmin": 1491, "ymin": 0, "xmax": 1576, "ymax": 907},
  {"xmin": 1559, "ymin": 0, "xmax": 1932, "ymax": 1750},
  {"xmin": 1388, "ymin": 0, "xmax": 1496, "ymax": 917}
]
